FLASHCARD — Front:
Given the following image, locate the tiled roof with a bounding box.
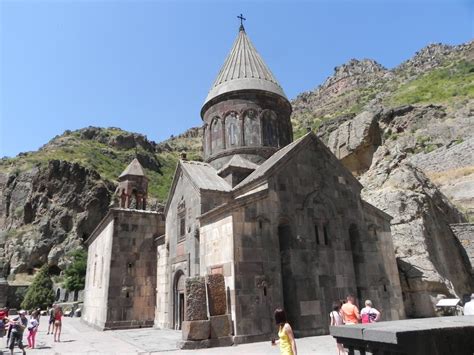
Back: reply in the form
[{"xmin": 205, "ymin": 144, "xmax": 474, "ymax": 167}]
[
  {"xmin": 119, "ymin": 158, "xmax": 146, "ymax": 178},
  {"xmin": 203, "ymin": 27, "xmax": 287, "ymax": 107},
  {"xmin": 218, "ymin": 155, "xmax": 260, "ymax": 175},
  {"xmin": 181, "ymin": 161, "xmax": 231, "ymax": 192}
]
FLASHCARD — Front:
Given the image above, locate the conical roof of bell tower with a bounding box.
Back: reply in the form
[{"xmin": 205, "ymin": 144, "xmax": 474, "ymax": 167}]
[
  {"xmin": 118, "ymin": 158, "xmax": 147, "ymax": 180},
  {"xmin": 202, "ymin": 26, "xmax": 288, "ymax": 112}
]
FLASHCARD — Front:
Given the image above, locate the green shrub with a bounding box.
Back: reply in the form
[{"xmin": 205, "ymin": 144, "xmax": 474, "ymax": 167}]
[
  {"xmin": 21, "ymin": 264, "xmax": 55, "ymax": 310},
  {"xmin": 63, "ymin": 249, "xmax": 87, "ymax": 292}
]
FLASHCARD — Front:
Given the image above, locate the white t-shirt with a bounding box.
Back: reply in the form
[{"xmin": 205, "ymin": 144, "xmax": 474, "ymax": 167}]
[
  {"xmin": 361, "ymin": 307, "xmax": 380, "ymax": 322},
  {"xmin": 330, "ymin": 311, "xmax": 344, "ymax": 326},
  {"xmin": 27, "ymin": 318, "xmax": 38, "ymax": 331},
  {"xmin": 464, "ymin": 300, "xmax": 474, "ymax": 315}
]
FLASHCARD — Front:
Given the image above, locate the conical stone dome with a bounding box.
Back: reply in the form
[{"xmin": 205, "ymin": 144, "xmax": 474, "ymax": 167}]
[
  {"xmin": 201, "ymin": 25, "xmax": 292, "ymax": 169},
  {"xmin": 203, "ymin": 27, "xmax": 288, "ymax": 110}
]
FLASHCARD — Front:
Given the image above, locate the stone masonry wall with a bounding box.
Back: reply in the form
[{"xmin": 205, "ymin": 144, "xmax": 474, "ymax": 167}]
[
  {"xmin": 228, "ymin": 136, "xmax": 403, "ymax": 341},
  {"xmin": 199, "ymin": 215, "xmax": 235, "ymax": 320},
  {"xmin": 105, "ymin": 209, "xmax": 164, "ymax": 329},
  {"xmin": 83, "ymin": 218, "xmax": 114, "ymax": 329},
  {"xmin": 155, "ymin": 242, "xmax": 170, "ymax": 328},
  {"xmin": 161, "ymin": 171, "xmax": 201, "ymax": 329}
]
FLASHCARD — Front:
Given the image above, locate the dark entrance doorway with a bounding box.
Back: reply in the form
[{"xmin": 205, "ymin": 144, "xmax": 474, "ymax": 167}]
[
  {"xmin": 278, "ymin": 223, "xmax": 297, "ymax": 328},
  {"xmin": 174, "ymin": 272, "xmax": 185, "ymax": 330}
]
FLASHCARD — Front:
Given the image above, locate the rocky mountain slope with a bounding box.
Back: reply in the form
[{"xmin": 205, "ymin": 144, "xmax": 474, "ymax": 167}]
[{"xmin": 0, "ymin": 40, "xmax": 472, "ymax": 314}]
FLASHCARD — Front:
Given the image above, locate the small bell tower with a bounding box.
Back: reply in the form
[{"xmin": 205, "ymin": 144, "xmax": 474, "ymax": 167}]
[{"xmin": 116, "ymin": 158, "xmax": 148, "ymax": 210}]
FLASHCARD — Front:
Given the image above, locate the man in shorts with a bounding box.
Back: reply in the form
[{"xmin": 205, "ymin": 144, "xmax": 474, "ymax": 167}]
[
  {"xmin": 8, "ymin": 310, "xmax": 27, "ymax": 355},
  {"xmin": 47, "ymin": 305, "xmax": 55, "ymax": 335}
]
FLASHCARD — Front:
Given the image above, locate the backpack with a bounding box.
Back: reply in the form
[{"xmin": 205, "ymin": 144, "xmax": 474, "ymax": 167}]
[{"xmin": 361, "ymin": 313, "xmax": 370, "ymax": 323}]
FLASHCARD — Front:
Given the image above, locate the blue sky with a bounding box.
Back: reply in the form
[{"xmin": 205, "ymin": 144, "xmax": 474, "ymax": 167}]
[{"xmin": 1, "ymin": 0, "xmax": 472, "ymax": 157}]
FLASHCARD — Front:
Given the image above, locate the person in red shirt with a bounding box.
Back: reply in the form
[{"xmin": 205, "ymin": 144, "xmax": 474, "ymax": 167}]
[
  {"xmin": 341, "ymin": 295, "xmax": 360, "ymax": 324},
  {"xmin": 0, "ymin": 308, "xmax": 7, "ymax": 320}
]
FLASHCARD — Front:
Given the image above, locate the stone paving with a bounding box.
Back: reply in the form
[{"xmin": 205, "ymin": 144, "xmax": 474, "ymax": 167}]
[{"xmin": 0, "ymin": 317, "xmax": 337, "ymax": 354}]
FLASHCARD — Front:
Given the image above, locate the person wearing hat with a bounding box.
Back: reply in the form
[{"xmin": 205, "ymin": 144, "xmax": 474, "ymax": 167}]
[
  {"xmin": 8, "ymin": 310, "xmax": 27, "ymax": 355},
  {"xmin": 464, "ymin": 294, "xmax": 474, "ymax": 315}
]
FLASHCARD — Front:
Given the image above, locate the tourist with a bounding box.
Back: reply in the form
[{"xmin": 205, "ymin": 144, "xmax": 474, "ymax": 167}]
[
  {"xmin": 34, "ymin": 308, "xmax": 41, "ymax": 323},
  {"xmin": 26, "ymin": 310, "xmax": 39, "ymax": 349},
  {"xmin": 0, "ymin": 308, "xmax": 7, "ymax": 349},
  {"xmin": 341, "ymin": 295, "xmax": 360, "ymax": 324},
  {"xmin": 8, "ymin": 310, "xmax": 27, "ymax": 355},
  {"xmin": 329, "ymin": 301, "xmax": 345, "ymax": 355},
  {"xmin": 53, "ymin": 306, "xmax": 63, "ymax": 342},
  {"xmin": 47, "ymin": 305, "xmax": 55, "ymax": 335},
  {"xmin": 271, "ymin": 308, "xmax": 297, "ymax": 355},
  {"xmin": 360, "ymin": 300, "xmax": 381, "ymax": 323},
  {"xmin": 463, "ymin": 294, "xmax": 474, "ymax": 315}
]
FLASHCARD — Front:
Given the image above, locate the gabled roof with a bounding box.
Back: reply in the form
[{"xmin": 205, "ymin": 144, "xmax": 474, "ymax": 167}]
[
  {"xmin": 217, "ymin": 154, "xmax": 260, "ymax": 175},
  {"xmin": 203, "ymin": 27, "xmax": 287, "ymax": 109},
  {"xmin": 164, "ymin": 160, "xmax": 232, "ymax": 215},
  {"xmin": 233, "ymin": 134, "xmax": 309, "ymax": 190},
  {"xmin": 119, "ymin": 158, "xmax": 146, "ymax": 179},
  {"xmin": 233, "ymin": 132, "xmax": 364, "ymax": 191},
  {"xmin": 181, "ymin": 161, "xmax": 232, "ymax": 192}
]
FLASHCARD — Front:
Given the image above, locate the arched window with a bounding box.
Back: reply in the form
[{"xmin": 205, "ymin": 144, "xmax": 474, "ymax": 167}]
[
  {"xmin": 225, "ymin": 112, "xmax": 241, "ymax": 147},
  {"xmin": 244, "ymin": 109, "xmax": 260, "ymax": 146},
  {"xmin": 203, "ymin": 124, "xmax": 210, "ymax": 157},
  {"xmin": 177, "ymin": 198, "xmax": 186, "ymax": 242},
  {"xmin": 278, "ymin": 119, "xmax": 291, "ymax": 147},
  {"xmin": 210, "ymin": 117, "xmax": 223, "ymax": 154},
  {"xmin": 262, "ymin": 110, "xmax": 279, "ymax": 147}
]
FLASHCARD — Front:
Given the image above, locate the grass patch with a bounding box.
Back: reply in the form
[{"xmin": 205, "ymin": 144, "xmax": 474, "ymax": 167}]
[
  {"xmin": 388, "ymin": 60, "xmax": 474, "ymax": 106},
  {"xmin": 427, "ymin": 166, "xmax": 474, "ymax": 185},
  {"xmin": 0, "ymin": 128, "xmax": 200, "ymax": 202}
]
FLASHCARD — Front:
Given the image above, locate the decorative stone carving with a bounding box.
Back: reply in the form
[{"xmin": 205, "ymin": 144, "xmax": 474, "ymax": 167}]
[
  {"xmin": 185, "ymin": 276, "xmax": 207, "ymax": 321},
  {"xmin": 206, "ymin": 273, "xmax": 227, "ymax": 316}
]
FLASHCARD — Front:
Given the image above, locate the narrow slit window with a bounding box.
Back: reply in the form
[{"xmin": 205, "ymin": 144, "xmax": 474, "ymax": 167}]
[
  {"xmin": 315, "ymin": 225, "xmax": 320, "ymax": 245},
  {"xmin": 323, "ymin": 224, "xmax": 329, "ymax": 245}
]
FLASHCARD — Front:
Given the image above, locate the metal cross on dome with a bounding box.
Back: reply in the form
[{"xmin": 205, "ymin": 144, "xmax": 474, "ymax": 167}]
[{"xmin": 237, "ymin": 13, "xmax": 246, "ymax": 31}]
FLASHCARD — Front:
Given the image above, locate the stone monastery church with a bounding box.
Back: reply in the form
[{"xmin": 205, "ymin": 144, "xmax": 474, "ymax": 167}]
[{"xmin": 83, "ymin": 23, "xmax": 405, "ymax": 344}]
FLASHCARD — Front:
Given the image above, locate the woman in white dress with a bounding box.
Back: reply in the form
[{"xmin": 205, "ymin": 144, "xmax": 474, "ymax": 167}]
[{"xmin": 329, "ymin": 301, "xmax": 345, "ymax": 355}]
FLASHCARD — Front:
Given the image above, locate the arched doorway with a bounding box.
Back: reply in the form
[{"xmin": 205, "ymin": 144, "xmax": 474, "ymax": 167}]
[{"xmin": 173, "ymin": 271, "xmax": 186, "ymax": 330}]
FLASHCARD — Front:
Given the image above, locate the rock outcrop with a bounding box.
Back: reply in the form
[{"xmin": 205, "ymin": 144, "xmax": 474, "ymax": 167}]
[
  {"xmin": 450, "ymin": 224, "xmax": 474, "ymax": 275},
  {"xmin": 327, "ymin": 111, "xmax": 381, "ymax": 175},
  {"xmin": 361, "ymin": 157, "xmax": 472, "ymax": 317},
  {"xmin": 0, "ymin": 160, "xmax": 113, "ymax": 277}
]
